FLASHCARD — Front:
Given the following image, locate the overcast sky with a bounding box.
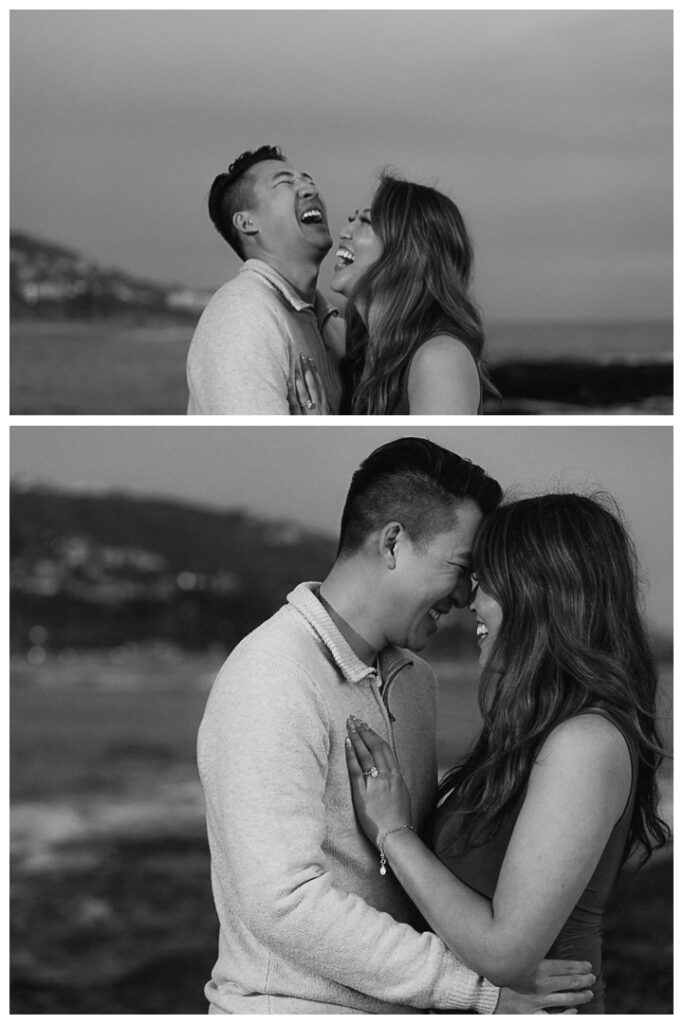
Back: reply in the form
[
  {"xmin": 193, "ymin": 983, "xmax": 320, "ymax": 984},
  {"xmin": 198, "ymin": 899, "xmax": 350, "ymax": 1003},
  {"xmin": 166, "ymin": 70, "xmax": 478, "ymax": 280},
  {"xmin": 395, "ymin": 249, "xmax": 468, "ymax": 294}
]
[
  {"xmin": 10, "ymin": 10, "xmax": 672, "ymax": 321},
  {"xmin": 10, "ymin": 425, "xmax": 672, "ymax": 633}
]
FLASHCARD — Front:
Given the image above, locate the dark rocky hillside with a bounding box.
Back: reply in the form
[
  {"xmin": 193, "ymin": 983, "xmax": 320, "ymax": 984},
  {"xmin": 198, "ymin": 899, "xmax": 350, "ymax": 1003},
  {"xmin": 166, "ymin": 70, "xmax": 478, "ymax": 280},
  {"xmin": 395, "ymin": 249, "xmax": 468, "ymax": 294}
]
[
  {"xmin": 10, "ymin": 231, "xmax": 210, "ymax": 322},
  {"xmin": 10, "ymin": 486, "xmax": 337, "ymax": 651}
]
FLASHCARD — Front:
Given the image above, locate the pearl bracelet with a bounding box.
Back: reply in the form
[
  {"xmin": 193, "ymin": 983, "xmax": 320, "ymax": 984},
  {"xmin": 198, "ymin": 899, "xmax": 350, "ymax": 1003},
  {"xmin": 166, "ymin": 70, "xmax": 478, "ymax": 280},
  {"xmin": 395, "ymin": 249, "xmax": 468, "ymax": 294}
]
[{"xmin": 377, "ymin": 824, "xmax": 415, "ymax": 875}]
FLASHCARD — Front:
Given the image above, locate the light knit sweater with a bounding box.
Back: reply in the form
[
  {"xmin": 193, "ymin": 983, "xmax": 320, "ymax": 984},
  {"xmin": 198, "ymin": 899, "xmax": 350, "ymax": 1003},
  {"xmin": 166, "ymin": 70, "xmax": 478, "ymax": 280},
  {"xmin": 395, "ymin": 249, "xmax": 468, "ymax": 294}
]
[
  {"xmin": 197, "ymin": 582, "xmax": 499, "ymax": 1014},
  {"xmin": 186, "ymin": 259, "xmax": 344, "ymax": 415}
]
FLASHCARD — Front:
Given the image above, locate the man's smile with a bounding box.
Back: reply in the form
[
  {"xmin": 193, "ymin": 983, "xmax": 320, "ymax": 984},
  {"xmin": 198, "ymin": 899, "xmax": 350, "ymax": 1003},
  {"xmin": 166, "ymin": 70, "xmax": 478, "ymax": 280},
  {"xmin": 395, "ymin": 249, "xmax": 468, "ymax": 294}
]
[
  {"xmin": 300, "ymin": 207, "xmax": 324, "ymax": 224},
  {"xmin": 298, "ymin": 199, "xmax": 328, "ymax": 229},
  {"xmin": 427, "ymin": 600, "xmax": 452, "ymax": 626}
]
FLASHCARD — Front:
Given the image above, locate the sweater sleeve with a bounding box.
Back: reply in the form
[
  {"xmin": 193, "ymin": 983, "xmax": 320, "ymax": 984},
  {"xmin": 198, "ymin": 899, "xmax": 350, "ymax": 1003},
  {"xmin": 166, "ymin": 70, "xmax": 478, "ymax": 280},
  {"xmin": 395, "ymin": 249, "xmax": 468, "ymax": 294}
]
[
  {"xmin": 187, "ymin": 286, "xmax": 292, "ymax": 414},
  {"xmin": 198, "ymin": 647, "xmax": 499, "ymax": 1013}
]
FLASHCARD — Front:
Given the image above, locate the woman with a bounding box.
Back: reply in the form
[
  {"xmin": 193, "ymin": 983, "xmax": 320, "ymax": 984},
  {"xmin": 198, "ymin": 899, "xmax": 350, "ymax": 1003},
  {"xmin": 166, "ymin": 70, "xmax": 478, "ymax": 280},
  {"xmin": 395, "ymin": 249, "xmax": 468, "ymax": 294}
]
[
  {"xmin": 345, "ymin": 494, "xmax": 669, "ymax": 1012},
  {"xmin": 293, "ymin": 173, "xmax": 498, "ymax": 414}
]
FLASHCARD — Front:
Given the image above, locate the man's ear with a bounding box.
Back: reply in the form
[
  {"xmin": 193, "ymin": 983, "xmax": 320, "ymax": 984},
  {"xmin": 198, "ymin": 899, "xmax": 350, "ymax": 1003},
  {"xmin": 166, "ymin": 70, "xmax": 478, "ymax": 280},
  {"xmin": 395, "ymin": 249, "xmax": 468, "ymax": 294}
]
[
  {"xmin": 378, "ymin": 522, "xmax": 403, "ymax": 569},
  {"xmin": 232, "ymin": 210, "xmax": 259, "ymax": 239}
]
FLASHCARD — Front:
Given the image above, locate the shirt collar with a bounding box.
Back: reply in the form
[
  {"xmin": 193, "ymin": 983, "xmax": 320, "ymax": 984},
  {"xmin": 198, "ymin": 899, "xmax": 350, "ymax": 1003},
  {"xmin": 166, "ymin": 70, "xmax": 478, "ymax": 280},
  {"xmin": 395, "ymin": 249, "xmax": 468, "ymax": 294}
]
[
  {"xmin": 241, "ymin": 259, "xmax": 339, "ymax": 325},
  {"xmin": 287, "ymin": 582, "xmax": 414, "ymax": 686}
]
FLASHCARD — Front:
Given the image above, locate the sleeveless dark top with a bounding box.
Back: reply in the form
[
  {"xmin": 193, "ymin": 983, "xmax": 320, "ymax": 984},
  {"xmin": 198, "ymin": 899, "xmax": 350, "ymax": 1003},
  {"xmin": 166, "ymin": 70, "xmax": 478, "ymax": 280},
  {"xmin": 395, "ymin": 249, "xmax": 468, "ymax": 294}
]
[
  {"xmin": 431, "ymin": 711, "xmax": 638, "ymax": 1013},
  {"xmin": 391, "ymin": 335, "xmax": 483, "ymax": 414}
]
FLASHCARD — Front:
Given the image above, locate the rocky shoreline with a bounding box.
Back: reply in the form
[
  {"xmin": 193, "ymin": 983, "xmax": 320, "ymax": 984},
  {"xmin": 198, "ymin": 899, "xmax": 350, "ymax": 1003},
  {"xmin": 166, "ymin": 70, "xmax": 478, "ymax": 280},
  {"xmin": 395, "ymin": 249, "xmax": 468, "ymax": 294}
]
[{"xmin": 486, "ymin": 357, "xmax": 672, "ymax": 413}]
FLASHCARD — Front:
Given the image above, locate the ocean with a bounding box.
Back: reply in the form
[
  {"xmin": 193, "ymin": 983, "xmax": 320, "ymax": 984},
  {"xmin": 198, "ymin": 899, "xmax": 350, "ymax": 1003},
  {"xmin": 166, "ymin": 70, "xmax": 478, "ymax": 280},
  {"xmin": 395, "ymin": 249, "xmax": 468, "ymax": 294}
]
[
  {"xmin": 10, "ymin": 318, "xmax": 673, "ymax": 415},
  {"xmin": 486, "ymin": 320, "xmax": 672, "ymax": 364}
]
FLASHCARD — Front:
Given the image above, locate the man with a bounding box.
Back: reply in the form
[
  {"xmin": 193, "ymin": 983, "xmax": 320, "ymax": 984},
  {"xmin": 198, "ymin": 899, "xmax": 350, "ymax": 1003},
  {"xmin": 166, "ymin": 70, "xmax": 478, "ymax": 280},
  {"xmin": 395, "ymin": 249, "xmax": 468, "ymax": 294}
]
[
  {"xmin": 197, "ymin": 438, "xmax": 594, "ymax": 1013},
  {"xmin": 187, "ymin": 145, "xmax": 343, "ymax": 414}
]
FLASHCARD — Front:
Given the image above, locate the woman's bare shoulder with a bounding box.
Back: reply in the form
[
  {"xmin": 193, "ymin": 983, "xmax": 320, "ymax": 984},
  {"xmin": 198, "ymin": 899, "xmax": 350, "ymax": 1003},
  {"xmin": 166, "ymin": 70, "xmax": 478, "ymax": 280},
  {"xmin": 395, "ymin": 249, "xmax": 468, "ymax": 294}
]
[
  {"xmin": 411, "ymin": 333, "xmax": 478, "ymax": 370},
  {"xmin": 526, "ymin": 713, "xmax": 632, "ymax": 826},
  {"xmin": 407, "ymin": 335, "xmax": 480, "ymax": 414},
  {"xmin": 537, "ymin": 714, "xmax": 632, "ymax": 791}
]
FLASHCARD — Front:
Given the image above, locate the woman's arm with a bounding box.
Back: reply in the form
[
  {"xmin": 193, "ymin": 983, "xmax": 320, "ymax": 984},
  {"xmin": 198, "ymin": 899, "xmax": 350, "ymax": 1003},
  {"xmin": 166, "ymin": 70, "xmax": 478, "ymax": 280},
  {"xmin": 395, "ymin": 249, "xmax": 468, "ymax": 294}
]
[
  {"xmin": 325, "ymin": 312, "xmax": 347, "ymax": 359},
  {"xmin": 347, "ymin": 714, "xmax": 631, "ymax": 989},
  {"xmin": 407, "ymin": 335, "xmax": 480, "ymax": 414}
]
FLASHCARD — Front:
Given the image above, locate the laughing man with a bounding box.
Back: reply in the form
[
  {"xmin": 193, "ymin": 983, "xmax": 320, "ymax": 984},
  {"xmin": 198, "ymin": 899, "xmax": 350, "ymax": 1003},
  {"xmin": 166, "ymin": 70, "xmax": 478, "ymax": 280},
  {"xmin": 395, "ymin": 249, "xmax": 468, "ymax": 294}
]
[{"xmin": 187, "ymin": 145, "xmax": 343, "ymax": 415}]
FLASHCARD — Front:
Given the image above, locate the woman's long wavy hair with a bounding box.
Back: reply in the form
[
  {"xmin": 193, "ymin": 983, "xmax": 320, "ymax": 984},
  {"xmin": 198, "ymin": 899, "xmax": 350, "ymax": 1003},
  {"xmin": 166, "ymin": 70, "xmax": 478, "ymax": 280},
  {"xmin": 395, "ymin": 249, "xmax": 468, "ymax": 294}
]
[
  {"xmin": 339, "ymin": 173, "xmax": 499, "ymax": 414},
  {"xmin": 438, "ymin": 493, "xmax": 670, "ymax": 866}
]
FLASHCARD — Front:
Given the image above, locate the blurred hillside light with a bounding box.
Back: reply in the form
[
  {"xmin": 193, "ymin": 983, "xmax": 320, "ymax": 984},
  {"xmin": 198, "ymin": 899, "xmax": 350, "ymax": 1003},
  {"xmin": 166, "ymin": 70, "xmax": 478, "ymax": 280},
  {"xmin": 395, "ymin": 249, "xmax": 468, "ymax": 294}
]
[
  {"xmin": 177, "ymin": 571, "xmax": 197, "ymax": 591},
  {"xmin": 27, "ymin": 645, "xmax": 46, "ymax": 666},
  {"xmin": 28, "ymin": 624, "xmax": 48, "ymax": 645}
]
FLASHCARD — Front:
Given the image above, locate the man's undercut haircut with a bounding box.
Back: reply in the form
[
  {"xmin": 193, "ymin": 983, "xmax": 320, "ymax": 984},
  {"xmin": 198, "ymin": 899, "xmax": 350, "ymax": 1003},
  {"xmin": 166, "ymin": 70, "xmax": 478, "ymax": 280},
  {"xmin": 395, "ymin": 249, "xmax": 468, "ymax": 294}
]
[
  {"xmin": 338, "ymin": 437, "xmax": 503, "ymax": 557},
  {"xmin": 208, "ymin": 145, "xmax": 286, "ymax": 259}
]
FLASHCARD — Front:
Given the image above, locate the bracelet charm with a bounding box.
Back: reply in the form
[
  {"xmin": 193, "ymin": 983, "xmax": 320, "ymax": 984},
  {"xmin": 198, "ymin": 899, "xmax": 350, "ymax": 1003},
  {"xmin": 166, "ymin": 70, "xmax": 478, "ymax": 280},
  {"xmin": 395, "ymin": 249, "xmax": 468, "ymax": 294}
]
[{"xmin": 377, "ymin": 824, "xmax": 415, "ymax": 875}]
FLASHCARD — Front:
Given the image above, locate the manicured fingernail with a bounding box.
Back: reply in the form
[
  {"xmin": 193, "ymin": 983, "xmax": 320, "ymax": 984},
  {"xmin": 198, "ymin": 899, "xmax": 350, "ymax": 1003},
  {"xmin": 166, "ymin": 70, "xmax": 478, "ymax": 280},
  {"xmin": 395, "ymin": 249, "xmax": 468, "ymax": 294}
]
[{"xmin": 345, "ymin": 737, "xmax": 352, "ymax": 748}]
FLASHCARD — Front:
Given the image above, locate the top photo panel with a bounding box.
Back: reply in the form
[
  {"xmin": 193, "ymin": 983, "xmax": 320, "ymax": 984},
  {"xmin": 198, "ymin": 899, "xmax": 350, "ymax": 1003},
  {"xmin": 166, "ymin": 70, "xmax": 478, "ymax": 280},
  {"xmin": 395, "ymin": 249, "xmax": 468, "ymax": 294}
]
[{"xmin": 10, "ymin": 10, "xmax": 672, "ymax": 417}]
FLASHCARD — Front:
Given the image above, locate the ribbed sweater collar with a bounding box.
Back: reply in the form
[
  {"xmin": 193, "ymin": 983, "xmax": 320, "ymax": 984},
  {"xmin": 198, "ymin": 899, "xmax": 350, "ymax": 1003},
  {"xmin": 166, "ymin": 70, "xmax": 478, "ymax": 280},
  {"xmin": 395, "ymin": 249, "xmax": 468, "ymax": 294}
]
[
  {"xmin": 287, "ymin": 582, "xmax": 413, "ymax": 686},
  {"xmin": 241, "ymin": 259, "xmax": 339, "ymax": 326}
]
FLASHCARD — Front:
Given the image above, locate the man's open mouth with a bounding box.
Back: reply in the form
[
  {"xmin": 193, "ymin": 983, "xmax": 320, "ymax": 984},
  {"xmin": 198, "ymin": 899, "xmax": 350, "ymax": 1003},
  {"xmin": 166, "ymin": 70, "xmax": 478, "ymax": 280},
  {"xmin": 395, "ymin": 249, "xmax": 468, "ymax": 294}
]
[
  {"xmin": 300, "ymin": 207, "xmax": 325, "ymax": 225},
  {"xmin": 336, "ymin": 247, "xmax": 355, "ymax": 266}
]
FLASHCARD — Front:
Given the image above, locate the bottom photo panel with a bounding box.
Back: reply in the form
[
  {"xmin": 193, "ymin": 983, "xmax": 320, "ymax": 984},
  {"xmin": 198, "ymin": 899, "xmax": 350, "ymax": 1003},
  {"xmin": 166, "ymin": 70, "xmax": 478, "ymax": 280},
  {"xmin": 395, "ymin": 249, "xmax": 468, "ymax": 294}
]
[{"xmin": 10, "ymin": 424, "xmax": 672, "ymax": 1015}]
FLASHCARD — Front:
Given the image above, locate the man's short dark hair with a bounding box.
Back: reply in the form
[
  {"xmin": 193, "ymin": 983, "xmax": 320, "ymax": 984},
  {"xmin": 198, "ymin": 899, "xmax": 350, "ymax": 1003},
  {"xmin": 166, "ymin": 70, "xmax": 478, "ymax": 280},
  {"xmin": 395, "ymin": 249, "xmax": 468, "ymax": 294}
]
[
  {"xmin": 208, "ymin": 145, "xmax": 286, "ymax": 259},
  {"xmin": 338, "ymin": 437, "xmax": 502, "ymax": 557}
]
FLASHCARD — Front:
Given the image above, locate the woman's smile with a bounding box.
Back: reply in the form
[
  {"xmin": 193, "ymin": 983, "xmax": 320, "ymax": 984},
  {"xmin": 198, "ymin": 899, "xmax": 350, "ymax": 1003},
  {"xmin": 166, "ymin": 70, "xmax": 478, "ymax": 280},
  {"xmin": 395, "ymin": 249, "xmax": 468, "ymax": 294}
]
[
  {"xmin": 470, "ymin": 581, "xmax": 502, "ymax": 665},
  {"xmin": 334, "ymin": 244, "xmax": 355, "ymax": 271},
  {"xmin": 329, "ymin": 207, "xmax": 383, "ymax": 298}
]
